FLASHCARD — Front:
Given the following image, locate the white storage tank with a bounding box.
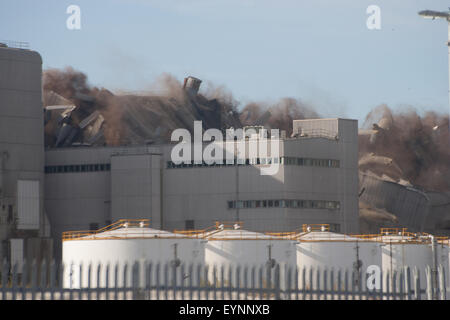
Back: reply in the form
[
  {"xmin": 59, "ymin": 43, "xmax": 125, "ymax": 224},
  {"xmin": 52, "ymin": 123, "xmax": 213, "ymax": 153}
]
[
  {"xmin": 295, "ymin": 224, "xmax": 382, "ymax": 290},
  {"xmin": 62, "ymin": 219, "xmax": 205, "ymax": 288},
  {"xmin": 200, "ymin": 222, "xmax": 297, "ymax": 287},
  {"xmin": 436, "ymin": 240, "xmax": 449, "ymax": 287},
  {"xmin": 380, "ymin": 229, "xmax": 436, "ymax": 288}
]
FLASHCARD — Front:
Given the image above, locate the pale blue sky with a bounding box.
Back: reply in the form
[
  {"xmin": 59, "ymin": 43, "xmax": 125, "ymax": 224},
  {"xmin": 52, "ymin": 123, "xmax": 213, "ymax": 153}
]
[{"xmin": 1, "ymin": 0, "xmax": 449, "ymax": 123}]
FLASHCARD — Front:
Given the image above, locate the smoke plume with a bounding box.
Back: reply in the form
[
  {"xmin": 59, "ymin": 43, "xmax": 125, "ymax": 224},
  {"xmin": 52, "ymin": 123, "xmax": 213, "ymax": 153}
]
[
  {"xmin": 359, "ymin": 104, "xmax": 450, "ymax": 192},
  {"xmin": 43, "ymin": 67, "xmax": 450, "ymax": 193}
]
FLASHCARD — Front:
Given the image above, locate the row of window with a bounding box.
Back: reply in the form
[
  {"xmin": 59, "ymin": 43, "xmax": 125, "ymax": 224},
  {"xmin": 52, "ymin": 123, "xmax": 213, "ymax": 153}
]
[
  {"xmin": 167, "ymin": 157, "xmax": 340, "ymax": 169},
  {"xmin": 45, "ymin": 164, "xmax": 111, "ymax": 174},
  {"xmin": 227, "ymin": 199, "xmax": 341, "ymax": 210}
]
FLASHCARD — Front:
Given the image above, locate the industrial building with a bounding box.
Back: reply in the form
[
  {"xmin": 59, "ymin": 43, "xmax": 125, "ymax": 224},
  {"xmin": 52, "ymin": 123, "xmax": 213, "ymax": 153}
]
[
  {"xmin": 0, "ymin": 44, "xmax": 362, "ymax": 263},
  {"xmin": 44, "ymin": 117, "xmax": 359, "ymax": 260}
]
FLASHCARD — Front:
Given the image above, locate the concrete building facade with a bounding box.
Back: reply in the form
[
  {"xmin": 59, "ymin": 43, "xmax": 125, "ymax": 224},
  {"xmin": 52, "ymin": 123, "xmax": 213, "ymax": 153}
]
[{"xmin": 44, "ymin": 118, "xmax": 359, "ymax": 259}]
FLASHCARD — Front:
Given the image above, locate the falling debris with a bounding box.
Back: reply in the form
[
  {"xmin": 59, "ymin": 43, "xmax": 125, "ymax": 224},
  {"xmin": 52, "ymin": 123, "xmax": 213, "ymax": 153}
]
[
  {"xmin": 359, "ymin": 104, "xmax": 450, "ymax": 192},
  {"xmin": 42, "ymin": 67, "xmax": 317, "ymax": 148},
  {"xmin": 42, "ymin": 67, "xmax": 450, "ymax": 234}
]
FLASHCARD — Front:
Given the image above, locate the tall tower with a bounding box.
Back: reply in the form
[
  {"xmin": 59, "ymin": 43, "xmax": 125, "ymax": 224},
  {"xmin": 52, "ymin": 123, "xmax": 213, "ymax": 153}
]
[{"xmin": 0, "ymin": 43, "xmax": 48, "ymax": 263}]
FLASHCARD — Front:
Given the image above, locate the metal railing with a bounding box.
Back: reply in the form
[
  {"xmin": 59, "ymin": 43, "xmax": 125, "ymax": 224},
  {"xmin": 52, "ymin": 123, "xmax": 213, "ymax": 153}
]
[
  {"xmin": 62, "ymin": 219, "xmax": 152, "ymax": 241},
  {"xmin": 0, "ymin": 260, "xmax": 447, "ymax": 300},
  {"xmin": 0, "ymin": 40, "xmax": 30, "ymax": 49},
  {"xmin": 291, "ymin": 129, "xmax": 339, "ymax": 141}
]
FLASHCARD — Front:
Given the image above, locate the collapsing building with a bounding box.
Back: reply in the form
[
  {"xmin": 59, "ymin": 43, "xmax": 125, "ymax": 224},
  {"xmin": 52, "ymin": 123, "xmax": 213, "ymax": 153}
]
[
  {"xmin": 358, "ymin": 111, "xmax": 450, "ymax": 235},
  {"xmin": 42, "ymin": 71, "xmax": 243, "ymax": 148},
  {"xmin": 1, "ymin": 43, "xmax": 448, "ymax": 266}
]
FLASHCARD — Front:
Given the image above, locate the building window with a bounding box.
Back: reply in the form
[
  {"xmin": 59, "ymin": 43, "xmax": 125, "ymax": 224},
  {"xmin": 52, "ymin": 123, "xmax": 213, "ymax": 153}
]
[
  {"xmin": 166, "ymin": 156, "xmax": 340, "ymax": 169},
  {"xmin": 44, "ymin": 163, "xmax": 111, "ymax": 174},
  {"xmin": 226, "ymin": 199, "xmax": 340, "ymax": 211}
]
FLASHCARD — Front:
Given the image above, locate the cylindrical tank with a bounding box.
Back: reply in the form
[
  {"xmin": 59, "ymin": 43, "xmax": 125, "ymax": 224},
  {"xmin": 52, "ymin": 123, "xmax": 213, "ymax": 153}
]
[
  {"xmin": 436, "ymin": 242, "xmax": 449, "ymax": 287},
  {"xmin": 380, "ymin": 231, "xmax": 433, "ymax": 289},
  {"xmin": 295, "ymin": 226, "xmax": 382, "ymax": 290},
  {"xmin": 62, "ymin": 220, "xmax": 205, "ymax": 288},
  {"xmin": 379, "ymin": 229, "xmax": 450, "ymax": 296},
  {"xmin": 202, "ymin": 223, "xmax": 297, "ymax": 288},
  {"xmin": 0, "ymin": 46, "xmax": 44, "ymax": 237}
]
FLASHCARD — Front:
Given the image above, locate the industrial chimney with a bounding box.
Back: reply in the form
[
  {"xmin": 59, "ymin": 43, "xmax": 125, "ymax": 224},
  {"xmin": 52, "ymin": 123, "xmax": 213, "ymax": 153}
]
[{"xmin": 183, "ymin": 76, "xmax": 202, "ymax": 96}]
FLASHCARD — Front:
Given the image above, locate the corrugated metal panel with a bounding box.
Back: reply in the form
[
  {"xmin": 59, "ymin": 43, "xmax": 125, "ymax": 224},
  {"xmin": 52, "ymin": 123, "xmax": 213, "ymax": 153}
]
[
  {"xmin": 17, "ymin": 180, "xmax": 40, "ymax": 229},
  {"xmin": 10, "ymin": 238, "xmax": 23, "ymax": 270}
]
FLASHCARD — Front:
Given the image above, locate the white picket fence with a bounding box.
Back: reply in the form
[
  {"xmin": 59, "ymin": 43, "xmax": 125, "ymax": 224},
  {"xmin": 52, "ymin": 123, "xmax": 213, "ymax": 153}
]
[{"xmin": 0, "ymin": 260, "xmax": 447, "ymax": 300}]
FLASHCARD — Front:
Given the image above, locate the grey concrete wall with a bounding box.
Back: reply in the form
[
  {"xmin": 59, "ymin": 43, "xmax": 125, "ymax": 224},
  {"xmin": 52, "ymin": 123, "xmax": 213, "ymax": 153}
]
[
  {"xmin": 359, "ymin": 172, "xmax": 430, "ymax": 232},
  {"xmin": 0, "ymin": 47, "xmax": 44, "ymax": 252},
  {"xmin": 111, "ymin": 154, "xmax": 161, "ymax": 225}
]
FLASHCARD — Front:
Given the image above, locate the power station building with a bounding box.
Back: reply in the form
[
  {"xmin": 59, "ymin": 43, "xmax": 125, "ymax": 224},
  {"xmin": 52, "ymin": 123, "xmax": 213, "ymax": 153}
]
[
  {"xmin": 45, "ymin": 118, "xmax": 359, "ymax": 259},
  {"xmin": 0, "ymin": 45, "xmax": 360, "ymax": 261}
]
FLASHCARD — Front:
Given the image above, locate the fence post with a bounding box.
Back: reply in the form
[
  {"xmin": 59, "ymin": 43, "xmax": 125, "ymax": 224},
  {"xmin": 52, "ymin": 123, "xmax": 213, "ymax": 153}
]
[
  {"xmin": 315, "ymin": 267, "xmax": 320, "ymax": 300},
  {"xmin": 258, "ymin": 265, "xmax": 263, "ymax": 300},
  {"xmin": 196, "ymin": 263, "xmax": 201, "ymax": 300},
  {"xmin": 50, "ymin": 260, "xmax": 56, "ymax": 300},
  {"xmin": 337, "ymin": 269, "xmax": 342, "ymax": 301},
  {"xmin": 58, "ymin": 261, "xmax": 65, "ymax": 300},
  {"xmin": 132, "ymin": 261, "xmax": 139, "ymax": 300},
  {"xmin": 180, "ymin": 263, "xmax": 185, "ymax": 300},
  {"xmin": 41, "ymin": 259, "xmax": 48, "ymax": 300},
  {"xmin": 164, "ymin": 262, "xmax": 169, "ymax": 300},
  {"xmin": 438, "ymin": 264, "xmax": 446, "ymax": 300},
  {"xmin": 21, "ymin": 259, "xmax": 28, "ymax": 300},
  {"xmin": 11, "ymin": 262, "xmax": 18, "ymax": 300},
  {"xmin": 105, "ymin": 263, "xmax": 110, "ymax": 300},
  {"xmin": 188, "ymin": 263, "xmax": 193, "ymax": 300},
  {"xmin": 87, "ymin": 263, "xmax": 93, "ymax": 300},
  {"xmin": 274, "ymin": 264, "xmax": 280, "ymax": 300},
  {"xmin": 243, "ymin": 265, "xmax": 248, "ymax": 300},
  {"xmin": 1, "ymin": 258, "xmax": 8, "ymax": 300},
  {"xmin": 426, "ymin": 266, "xmax": 433, "ymax": 300},
  {"xmin": 251, "ymin": 265, "xmax": 255, "ymax": 300},
  {"xmin": 204, "ymin": 265, "xmax": 209, "ymax": 300},
  {"xmin": 404, "ymin": 266, "xmax": 411, "ymax": 300},
  {"xmin": 114, "ymin": 263, "xmax": 119, "ymax": 300},
  {"xmin": 236, "ymin": 265, "xmax": 241, "ymax": 300},
  {"xmin": 220, "ymin": 264, "xmax": 225, "ymax": 300},
  {"xmin": 96, "ymin": 263, "xmax": 101, "ymax": 300},
  {"xmin": 286, "ymin": 264, "xmax": 292, "ymax": 301},
  {"xmin": 413, "ymin": 267, "xmax": 420, "ymax": 300}
]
